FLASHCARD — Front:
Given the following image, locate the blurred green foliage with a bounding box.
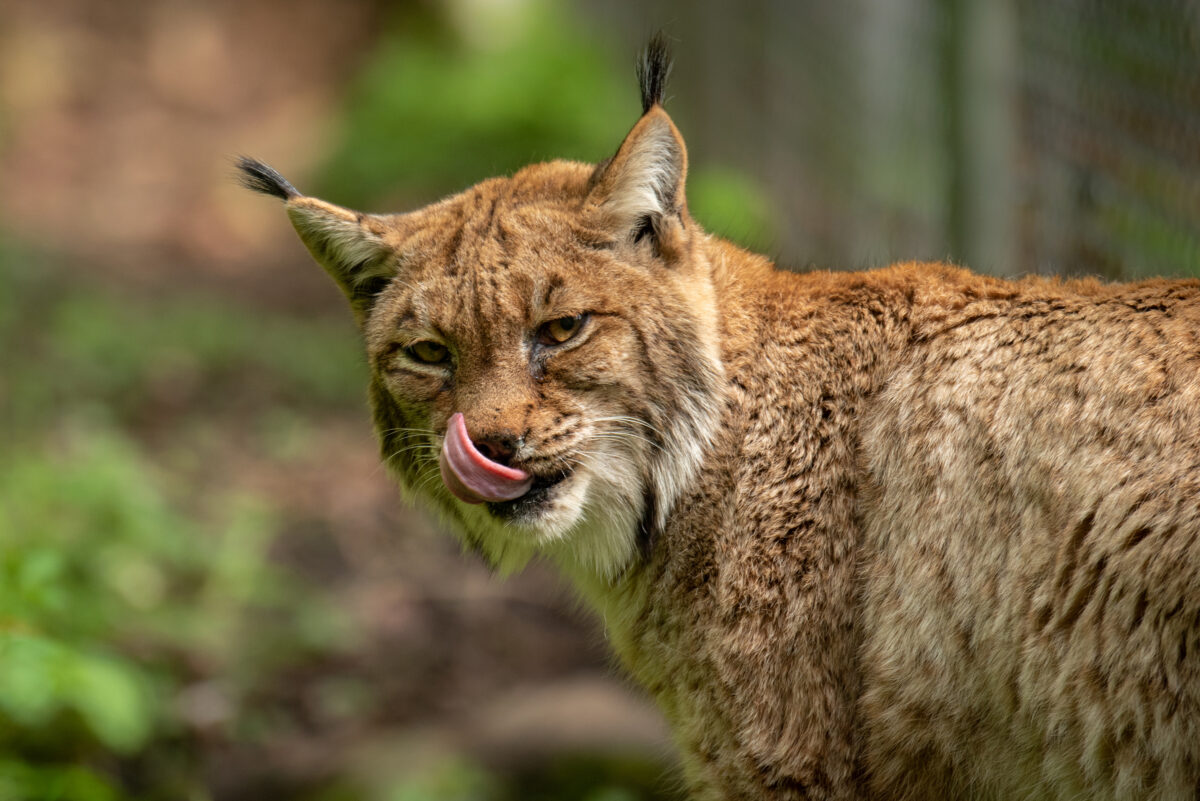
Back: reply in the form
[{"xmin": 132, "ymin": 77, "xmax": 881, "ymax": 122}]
[
  {"xmin": 0, "ymin": 243, "xmax": 362, "ymax": 800},
  {"xmin": 687, "ymin": 168, "xmax": 779, "ymax": 254},
  {"xmin": 318, "ymin": 0, "xmax": 631, "ymax": 207},
  {"xmin": 318, "ymin": 0, "xmax": 775, "ymax": 253},
  {"xmin": 384, "ymin": 757, "xmax": 496, "ymax": 801}
]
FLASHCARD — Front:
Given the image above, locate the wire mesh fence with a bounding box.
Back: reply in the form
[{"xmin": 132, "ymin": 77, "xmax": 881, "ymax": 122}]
[{"xmin": 592, "ymin": 0, "xmax": 1200, "ymax": 279}]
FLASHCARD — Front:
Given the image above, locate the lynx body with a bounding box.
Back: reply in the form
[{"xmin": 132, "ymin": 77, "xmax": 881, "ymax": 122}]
[{"xmin": 241, "ymin": 40, "xmax": 1200, "ymax": 800}]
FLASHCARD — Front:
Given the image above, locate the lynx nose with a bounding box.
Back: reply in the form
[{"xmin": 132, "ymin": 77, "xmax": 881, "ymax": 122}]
[{"xmin": 473, "ymin": 437, "xmax": 518, "ymax": 467}]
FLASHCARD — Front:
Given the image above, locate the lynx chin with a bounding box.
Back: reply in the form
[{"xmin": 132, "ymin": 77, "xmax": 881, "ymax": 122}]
[{"xmin": 240, "ymin": 35, "xmax": 1200, "ymax": 801}]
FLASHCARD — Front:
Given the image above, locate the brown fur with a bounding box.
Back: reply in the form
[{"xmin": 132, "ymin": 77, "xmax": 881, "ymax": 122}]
[{"xmin": 242, "ymin": 77, "xmax": 1200, "ymax": 800}]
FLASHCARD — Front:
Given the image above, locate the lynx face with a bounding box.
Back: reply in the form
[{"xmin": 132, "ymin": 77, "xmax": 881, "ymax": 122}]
[
  {"xmin": 239, "ymin": 99, "xmax": 725, "ymax": 577},
  {"xmin": 363, "ymin": 165, "xmax": 724, "ymax": 575}
]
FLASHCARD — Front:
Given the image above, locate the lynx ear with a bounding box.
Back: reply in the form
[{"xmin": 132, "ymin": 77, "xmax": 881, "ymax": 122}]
[
  {"xmin": 586, "ymin": 35, "xmax": 689, "ymax": 252},
  {"xmin": 285, "ymin": 198, "xmax": 394, "ymax": 293},
  {"xmin": 587, "ymin": 108, "xmax": 688, "ymax": 246},
  {"xmin": 237, "ymin": 157, "xmax": 396, "ymax": 314}
]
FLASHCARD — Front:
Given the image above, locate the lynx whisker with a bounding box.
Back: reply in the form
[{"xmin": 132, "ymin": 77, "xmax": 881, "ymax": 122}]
[
  {"xmin": 589, "ymin": 430, "xmax": 664, "ymax": 453},
  {"xmin": 377, "ymin": 425, "xmax": 439, "ymax": 437}
]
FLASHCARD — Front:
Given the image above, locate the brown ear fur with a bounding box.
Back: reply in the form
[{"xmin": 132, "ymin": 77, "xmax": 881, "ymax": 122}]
[
  {"xmin": 285, "ymin": 197, "xmax": 397, "ymax": 317},
  {"xmin": 585, "ymin": 107, "xmax": 690, "ymax": 253}
]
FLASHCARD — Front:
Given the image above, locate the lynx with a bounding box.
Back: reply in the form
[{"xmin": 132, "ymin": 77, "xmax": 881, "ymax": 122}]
[{"xmin": 240, "ymin": 37, "xmax": 1200, "ymax": 801}]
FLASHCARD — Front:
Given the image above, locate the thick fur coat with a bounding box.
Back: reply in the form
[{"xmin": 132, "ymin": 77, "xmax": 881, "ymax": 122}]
[{"xmin": 240, "ymin": 39, "xmax": 1200, "ymax": 800}]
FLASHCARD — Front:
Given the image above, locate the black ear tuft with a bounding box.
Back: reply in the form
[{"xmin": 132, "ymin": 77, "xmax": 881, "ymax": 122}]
[
  {"xmin": 637, "ymin": 32, "xmax": 674, "ymax": 114},
  {"xmin": 235, "ymin": 156, "xmax": 300, "ymax": 200}
]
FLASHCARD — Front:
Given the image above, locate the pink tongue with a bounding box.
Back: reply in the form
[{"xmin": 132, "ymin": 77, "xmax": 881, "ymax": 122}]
[{"xmin": 439, "ymin": 413, "xmax": 533, "ymax": 504}]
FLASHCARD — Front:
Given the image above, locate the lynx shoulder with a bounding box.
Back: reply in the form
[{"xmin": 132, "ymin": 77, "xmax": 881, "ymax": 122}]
[{"xmin": 241, "ymin": 37, "xmax": 1200, "ymax": 801}]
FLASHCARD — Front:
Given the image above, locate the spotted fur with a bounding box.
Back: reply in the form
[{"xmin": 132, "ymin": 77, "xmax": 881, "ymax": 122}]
[{"xmin": 241, "ymin": 42, "xmax": 1200, "ymax": 801}]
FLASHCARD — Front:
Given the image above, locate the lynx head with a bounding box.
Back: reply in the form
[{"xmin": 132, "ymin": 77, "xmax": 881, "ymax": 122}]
[{"xmin": 239, "ymin": 37, "xmax": 724, "ymax": 579}]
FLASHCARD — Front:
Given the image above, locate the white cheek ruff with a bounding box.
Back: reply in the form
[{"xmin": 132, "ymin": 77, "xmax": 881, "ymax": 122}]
[
  {"xmin": 444, "ymin": 438, "xmax": 644, "ymax": 580},
  {"xmin": 435, "ymin": 373, "xmax": 723, "ymax": 581}
]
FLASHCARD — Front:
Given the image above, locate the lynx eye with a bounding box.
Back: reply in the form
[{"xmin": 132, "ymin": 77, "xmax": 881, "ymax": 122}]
[
  {"xmin": 538, "ymin": 314, "xmax": 588, "ymax": 345},
  {"xmin": 406, "ymin": 340, "xmax": 450, "ymax": 365}
]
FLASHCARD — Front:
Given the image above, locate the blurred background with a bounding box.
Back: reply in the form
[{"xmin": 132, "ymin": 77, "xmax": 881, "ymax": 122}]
[{"xmin": 3, "ymin": 1, "xmax": 1200, "ymax": 799}]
